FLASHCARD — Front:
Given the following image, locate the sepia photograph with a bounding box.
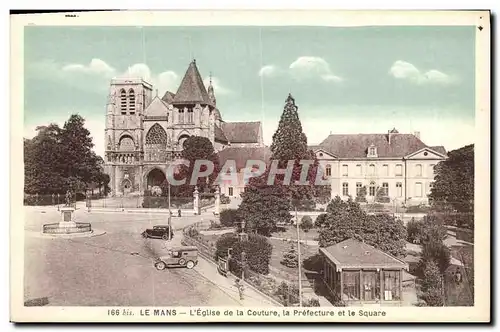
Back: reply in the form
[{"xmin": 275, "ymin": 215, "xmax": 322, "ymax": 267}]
[{"xmin": 10, "ymin": 10, "xmax": 490, "ymax": 323}]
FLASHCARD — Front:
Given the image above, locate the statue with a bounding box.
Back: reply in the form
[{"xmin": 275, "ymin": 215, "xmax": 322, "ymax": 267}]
[{"xmin": 65, "ymin": 190, "xmax": 72, "ymax": 207}]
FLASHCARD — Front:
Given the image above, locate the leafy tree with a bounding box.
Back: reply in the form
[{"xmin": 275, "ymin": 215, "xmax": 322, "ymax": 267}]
[
  {"xmin": 280, "ymin": 244, "xmax": 299, "ymax": 268},
  {"xmin": 363, "ymin": 214, "xmax": 407, "ymax": 257},
  {"xmin": 219, "ymin": 208, "xmax": 240, "ymax": 227},
  {"xmin": 316, "ymin": 196, "xmax": 406, "ymax": 257},
  {"xmin": 418, "ymin": 240, "xmax": 451, "ymax": 276},
  {"xmin": 270, "ymin": 94, "xmax": 308, "ymax": 162},
  {"xmin": 303, "ymin": 298, "xmax": 321, "ymax": 307},
  {"xmin": 314, "ymin": 213, "xmax": 327, "ymax": 228},
  {"xmin": 24, "ymin": 115, "xmax": 108, "ymax": 196},
  {"xmin": 406, "ymin": 214, "xmax": 447, "ymax": 244},
  {"xmin": 375, "ymin": 187, "xmax": 390, "ymax": 203},
  {"xmin": 355, "ymin": 186, "xmax": 367, "ymax": 203},
  {"xmin": 275, "ymin": 281, "xmax": 300, "ymax": 306},
  {"xmin": 430, "ymin": 144, "xmax": 474, "ymax": 213},
  {"xmin": 24, "ymin": 125, "xmax": 66, "ymax": 194},
  {"xmin": 237, "ymin": 94, "xmax": 332, "ymax": 235},
  {"xmin": 215, "ymin": 233, "xmax": 273, "ymax": 275},
  {"xmin": 268, "ymin": 94, "xmax": 330, "ymax": 201},
  {"xmin": 302, "ymin": 253, "xmax": 323, "ymax": 272},
  {"xmin": 420, "ymin": 260, "xmax": 444, "ymax": 306},
  {"xmin": 59, "ymin": 115, "xmax": 96, "ymax": 186},
  {"xmin": 166, "ymin": 136, "xmax": 220, "ymax": 197},
  {"xmin": 300, "ymin": 215, "xmax": 314, "ymax": 232},
  {"xmin": 238, "ymin": 182, "xmax": 291, "ymax": 236}
]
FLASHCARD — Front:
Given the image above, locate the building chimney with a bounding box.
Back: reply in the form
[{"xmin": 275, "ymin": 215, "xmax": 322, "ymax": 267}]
[
  {"xmin": 414, "ymin": 131, "xmax": 420, "ymax": 139},
  {"xmin": 388, "ymin": 127, "xmax": 398, "ymax": 145}
]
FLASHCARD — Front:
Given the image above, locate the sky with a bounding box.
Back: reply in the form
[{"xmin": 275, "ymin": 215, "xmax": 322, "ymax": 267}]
[{"xmin": 23, "ymin": 25, "xmax": 476, "ymax": 157}]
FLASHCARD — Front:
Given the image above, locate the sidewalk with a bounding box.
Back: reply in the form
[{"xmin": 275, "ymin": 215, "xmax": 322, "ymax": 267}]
[
  {"xmin": 174, "ymin": 229, "xmax": 281, "ymax": 307},
  {"xmin": 194, "ymin": 257, "xmax": 282, "ymax": 307}
]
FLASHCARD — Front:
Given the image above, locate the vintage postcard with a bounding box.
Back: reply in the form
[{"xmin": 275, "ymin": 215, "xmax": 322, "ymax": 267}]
[{"xmin": 10, "ymin": 10, "xmax": 490, "ymax": 323}]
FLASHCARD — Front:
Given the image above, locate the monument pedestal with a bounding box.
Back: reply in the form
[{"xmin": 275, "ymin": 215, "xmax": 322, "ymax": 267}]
[{"xmin": 59, "ymin": 206, "xmax": 76, "ymax": 228}]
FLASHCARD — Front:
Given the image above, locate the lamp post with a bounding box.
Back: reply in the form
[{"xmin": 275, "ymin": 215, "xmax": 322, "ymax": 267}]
[
  {"xmin": 295, "ymin": 206, "xmax": 303, "ymax": 307},
  {"xmin": 168, "ymin": 181, "xmax": 172, "ymax": 241}
]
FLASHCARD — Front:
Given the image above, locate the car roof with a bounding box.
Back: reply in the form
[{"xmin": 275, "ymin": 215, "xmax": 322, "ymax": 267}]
[
  {"xmin": 170, "ymin": 246, "xmax": 198, "ymax": 251},
  {"xmin": 153, "ymin": 225, "xmax": 171, "ymax": 227}
]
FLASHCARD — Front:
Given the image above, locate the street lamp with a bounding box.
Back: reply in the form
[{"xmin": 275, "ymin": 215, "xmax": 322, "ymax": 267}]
[
  {"xmin": 295, "ymin": 206, "xmax": 303, "ymax": 307},
  {"xmin": 168, "ymin": 181, "xmax": 172, "ymax": 241}
]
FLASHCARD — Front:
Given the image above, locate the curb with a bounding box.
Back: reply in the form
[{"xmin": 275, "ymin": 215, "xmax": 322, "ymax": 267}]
[
  {"xmin": 194, "ymin": 247, "xmax": 283, "ymax": 307},
  {"xmin": 181, "ymin": 227, "xmax": 283, "ymax": 307}
]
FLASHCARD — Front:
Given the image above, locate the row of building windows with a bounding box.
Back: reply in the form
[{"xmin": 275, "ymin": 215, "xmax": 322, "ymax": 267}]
[
  {"xmin": 342, "ymin": 181, "xmax": 434, "ymax": 198},
  {"xmin": 178, "ymin": 108, "xmax": 194, "ymax": 124},
  {"xmin": 325, "ymin": 163, "xmax": 435, "ymax": 177},
  {"xmin": 120, "ymin": 89, "xmax": 136, "ymax": 115}
]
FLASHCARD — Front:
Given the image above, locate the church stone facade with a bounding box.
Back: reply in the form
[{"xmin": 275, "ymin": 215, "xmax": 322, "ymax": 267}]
[{"xmin": 104, "ymin": 60, "xmax": 264, "ymax": 197}]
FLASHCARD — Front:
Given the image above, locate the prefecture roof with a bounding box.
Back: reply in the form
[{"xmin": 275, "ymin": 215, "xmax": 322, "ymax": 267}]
[
  {"xmin": 221, "ymin": 121, "xmax": 261, "ymax": 143},
  {"xmin": 217, "ymin": 147, "xmax": 271, "ymax": 171},
  {"xmin": 320, "ymin": 238, "xmax": 409, "ymax": 270},
  {"xmin": 172, "ymin": 60, "xmax": 212, "ymax": 106},
  {"xmin": 161, "ymin": 91, "xmax": 176, "ymax": 104},
  {"xmin": 430, "ymin": 145, "xmax": 447, "ymax": 156},
  {"xmin": 318, "ymin": 133, "xmax": 428, "ymax": 158}
]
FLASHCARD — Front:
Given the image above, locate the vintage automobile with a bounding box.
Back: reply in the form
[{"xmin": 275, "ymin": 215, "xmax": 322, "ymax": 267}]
[
  {"xmin": 154, "ymin": 246, "xmax": 199, "ymax": 270},
  {"xmin": 141, "ymin": 225, "xmax": 174, "ymax": 240}
]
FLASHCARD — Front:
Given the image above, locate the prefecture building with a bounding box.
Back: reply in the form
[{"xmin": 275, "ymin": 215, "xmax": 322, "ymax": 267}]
[{"xmin": 312, "ymin": 130, "xmax": 447, "ymax": 205}]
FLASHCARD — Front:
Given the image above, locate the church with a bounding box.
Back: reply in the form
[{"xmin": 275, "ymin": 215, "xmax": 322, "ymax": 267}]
[{"xmin": 104, "ymin": 60, "xmax": 266, "ymax": 197}]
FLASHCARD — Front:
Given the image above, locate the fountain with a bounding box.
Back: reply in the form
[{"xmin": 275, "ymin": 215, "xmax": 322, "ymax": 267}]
[{"xmin": 41, "ymin": 191, "xmax": 94, "ymax": 237}]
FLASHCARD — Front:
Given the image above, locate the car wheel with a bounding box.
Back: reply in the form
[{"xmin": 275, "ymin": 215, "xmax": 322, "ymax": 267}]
[
  {"xmin": 155, "ymin": 261, "xmax": 166, "ymax": 270},
  {"xmin": 162, "ymin": 234, "xmax": 169, "ymax": 240},
  {"xmin": 186, "ymin": 260, "xmax": 195, "ymax": 269},
  {"xmin": 178, "ymin": 258, "xmax": 186, "ymax": 266}
]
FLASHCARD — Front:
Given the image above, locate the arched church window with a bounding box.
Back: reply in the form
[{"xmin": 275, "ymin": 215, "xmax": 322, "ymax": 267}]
[
  {"xmin": 118, "ymin": 135, "xmax": 135, "ymax": 151},
  {"xmin": 146, "ymin": 123, "xmax": 168, "ymax": 146},
  {"xmin": 128, "ymin": 89, "xmax": 135, "ymax": 114},
  {"xmin": 187, "ymin": 108, "xmax": 194, "ymax": 123},
  {"xmin": 120, "ymin": 89, "xmax": 127, "ymax": 114},
  {"xmin": 178, "ymin": 135, "xmax": 190, "ymax": 149},
  {"xmin": 178, "ymin": 109, "xmax": 185, "ymax": 124}
]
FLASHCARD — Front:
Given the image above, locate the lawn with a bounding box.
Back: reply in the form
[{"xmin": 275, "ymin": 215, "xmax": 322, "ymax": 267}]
[
  {"xmin": 271, "ymin": 226, "xmax": 320, "ymax": 242},
  {"xmin": 196, "ymin": 229, "xmax": 319, "ymax": 283}
]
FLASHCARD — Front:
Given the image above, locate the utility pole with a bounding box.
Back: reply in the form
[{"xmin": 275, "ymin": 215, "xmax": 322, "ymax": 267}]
[
  {"xmin": 239, "ymin": 220, "xmax": 247, "ymax": 282},
  {"xmin": 295, "ymin": 207, "xmax": 303, "ymax": 307},
  {"xmin": 168, "ymin": 181, "xmax": 172, "ymax": 240},
  {"xmin": 241, "ymin": 251, "xmax": 246, "ymax": 283}
]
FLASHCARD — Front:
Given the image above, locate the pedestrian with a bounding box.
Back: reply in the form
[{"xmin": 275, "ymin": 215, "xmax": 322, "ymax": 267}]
[
  {"xmin": 455, "ymin": 269, "xmax": 462, "ymax": 284},
  {"xmin": 178, "ymin": 209, "xmax": 181, "ymax": 217},
  {"xmin": 235, "ymin": 278, "xmax": 244, "ymax": 300}
]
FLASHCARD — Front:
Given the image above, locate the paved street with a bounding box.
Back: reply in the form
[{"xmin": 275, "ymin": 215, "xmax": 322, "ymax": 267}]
[{"xmin": 24, "ymin": 206, "xmax": 266, "ymax": 307}]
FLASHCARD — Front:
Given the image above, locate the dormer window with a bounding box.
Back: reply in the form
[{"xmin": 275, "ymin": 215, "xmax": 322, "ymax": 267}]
[{"xmin": 367, "ymin": 144, "xmax": 377, "ymax": 158}]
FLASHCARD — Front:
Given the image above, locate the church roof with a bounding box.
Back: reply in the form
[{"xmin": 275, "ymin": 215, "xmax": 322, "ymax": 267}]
[
  {"xmin": 214, "ymin": 124, "xmax": 228, "ymax": 143},
  {"xmin": 144, "ymin": 96, "xmax": 169, "ymax": 117},
  {"xmin": 173, "ymin": 60, "xmax": 212, "ymax": 106},
  {"xmin": 221, "ymin": 121, "xmax": 261, "ymax": 144},
  {"xmin": 162, "ymin": 91, "xmax": 176, "ymax": 104},
  {"xmin": 217, "ymin": 146, "xmax": 271, "ymax": 171},
  {"xmin": 318, "ymin": 133, "xmax": 429, "ymax": 158}
]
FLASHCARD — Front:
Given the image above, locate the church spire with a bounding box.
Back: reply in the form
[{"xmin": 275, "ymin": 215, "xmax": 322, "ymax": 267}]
[
  {"xmin": 207, "ymin": 71, "xmax": 216, "ymax": 106},
  {"xmin": 172, "ymin": 60, "xmax": 211, "ymax": 106}
]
